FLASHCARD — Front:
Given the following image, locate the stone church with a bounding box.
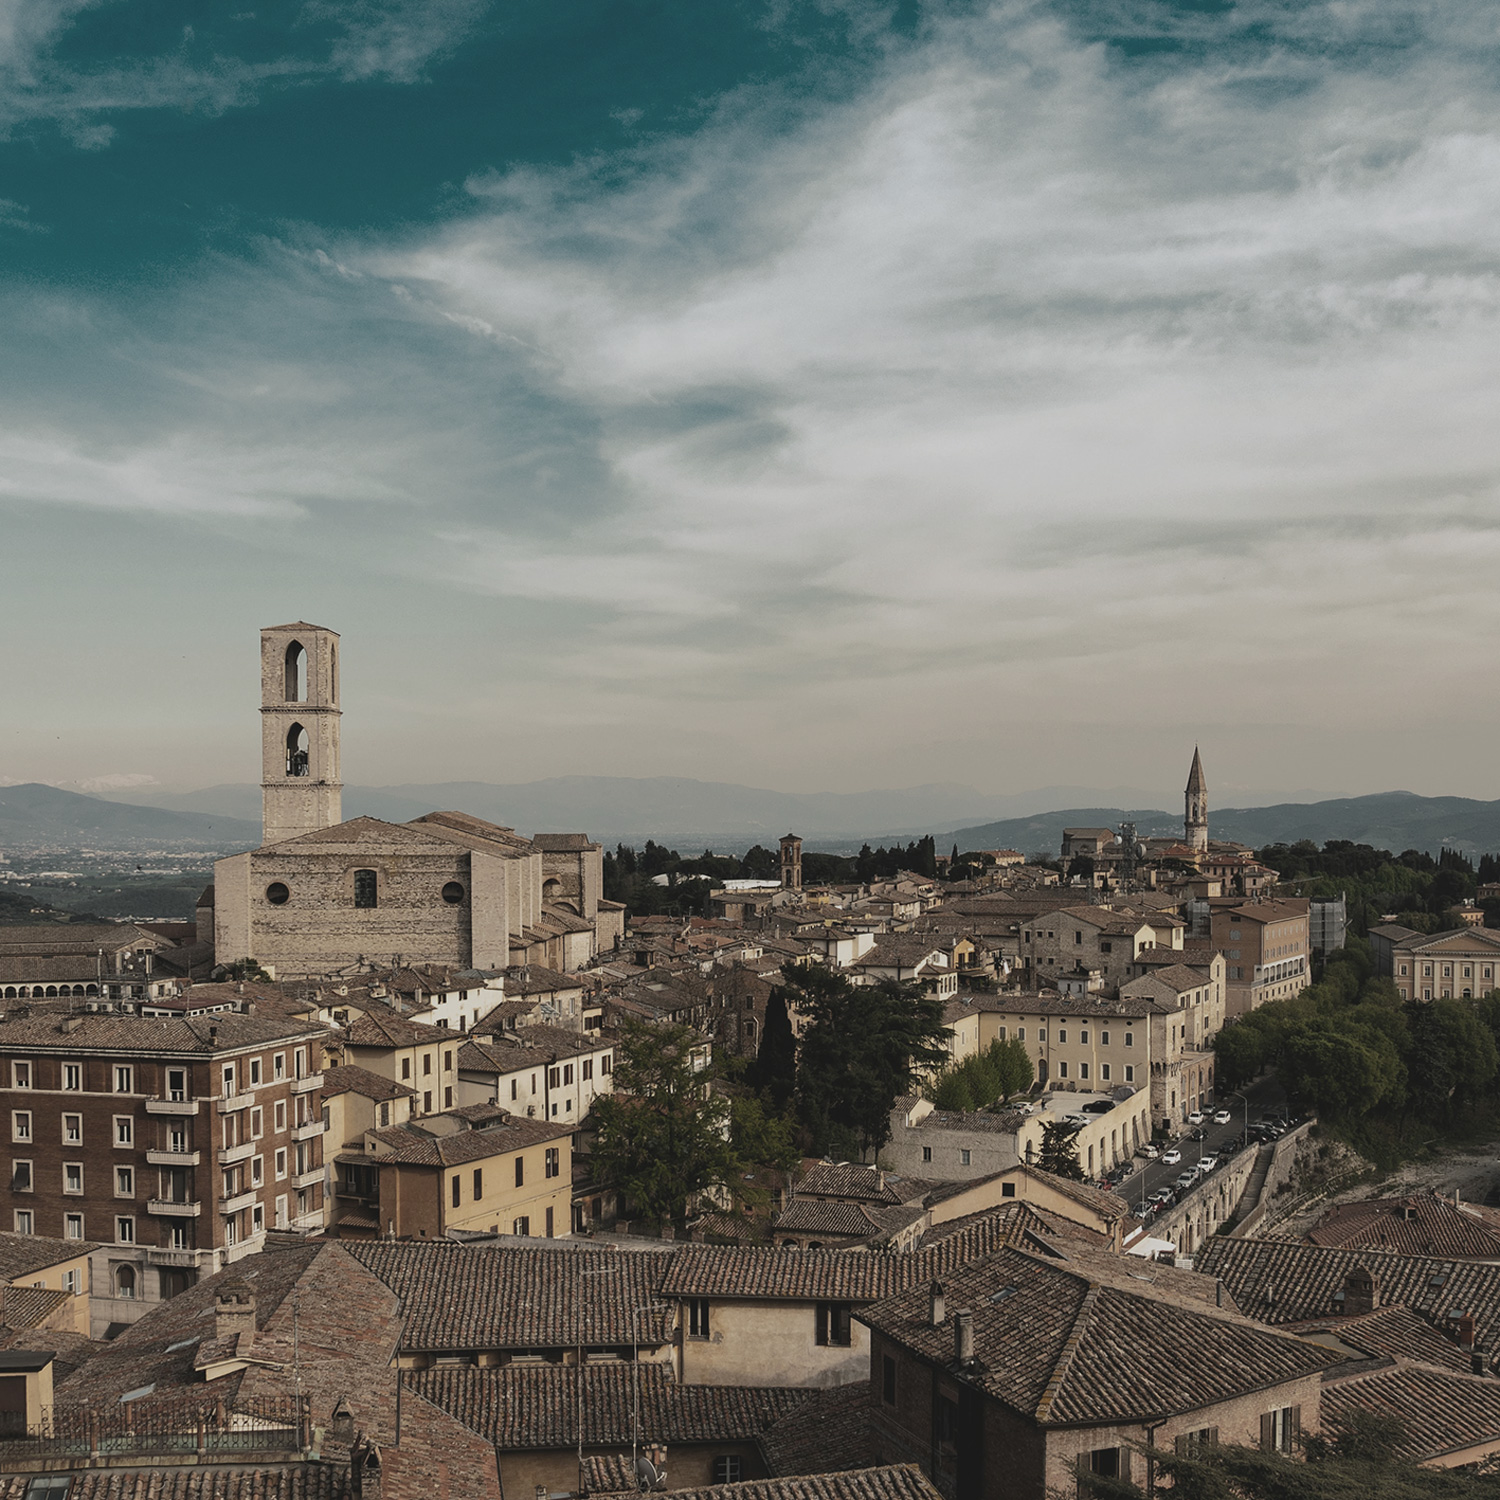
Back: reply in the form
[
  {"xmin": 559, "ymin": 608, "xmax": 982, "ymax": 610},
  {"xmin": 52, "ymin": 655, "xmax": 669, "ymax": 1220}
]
[{"xmin": 211, "ymin": 623, "xmax": 623, "ymax": 979}]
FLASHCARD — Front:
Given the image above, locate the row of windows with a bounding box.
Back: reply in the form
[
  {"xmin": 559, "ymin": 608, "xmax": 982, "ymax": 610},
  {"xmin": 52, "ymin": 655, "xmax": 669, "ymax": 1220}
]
[
  {"xmin": 10, "ymin": 1052, "xmax": 308, "ymax": 1095},
  {"xmin": 449, "ymin": 1148, "xmax": 563, "ymax": 1207},
  {"xmin": 14, "ymin": 1207, "xmax": 136, "ymax": 1245},
  {"xmin": 1398, "ymin": 961, "xmax": 1494, "ymax": 980},
  {"xmin": 993, "ymin": 1025, "xmax": 1134, "ymax": 1048},
  {"xmin": 1053, "ymin": 1061, "xmax": 1134, "ymax": 1082},
  {"xmin": 13, "ymin": 1099, "xmax": 298, "ymax": 1150}
]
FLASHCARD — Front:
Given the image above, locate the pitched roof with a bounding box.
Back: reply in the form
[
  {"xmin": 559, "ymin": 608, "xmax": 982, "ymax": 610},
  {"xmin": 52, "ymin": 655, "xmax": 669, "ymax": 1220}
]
[
  {"xmin": 661, "ymin": 1202, "xmax": 1070, "ymax": 1302},
  {"xmin": 857, "ymin": 1246, "xmax": 1330, "ymax": 1426},
  {"xmin": 363, "ymin": 1111, "xmax": 569, "ymax": 1166},
  {"xmin": 343, "ymin": 1242, "xmax": 675, "ymax": 1351},
  {"xmin": 1306, "ymin": 1194, "xmax": 1500, "ymax": 1260},
  {"xmin": 1196, "ymin": 1236, "xmax": 1500, "ymax": 1349},
  {"xmin": 1317, "ymin": 1304, "xmax": 1478, "ymax": 1373},
  {"xmin": 321, "ymin": 1063, "xmax": 417, "ymax": 1102},
  {"xmin": 406, "ymin": 1362, "xmax": 808, "ymax": 1448},
  {"xmin": 1322, "ymin": 1361, "xmax": 1500, "ymax": 1463},
  {"xmin": 794, "ymin": 1163, "xmax": 907, "ymax": 1204},
  {"xmin": 0, "ymin": 1230, "xmax": 100, "ymax": 1281},
  {"xmin": 758, "ymin": 1381, "xmax": 875, "ymax": 1477}
]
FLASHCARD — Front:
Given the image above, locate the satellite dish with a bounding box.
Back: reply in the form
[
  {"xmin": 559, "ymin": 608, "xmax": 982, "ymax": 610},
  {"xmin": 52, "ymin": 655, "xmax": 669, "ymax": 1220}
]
[{"xmin": 635, "ymin": 1459, "xmax": 661, "ymax": 1491}]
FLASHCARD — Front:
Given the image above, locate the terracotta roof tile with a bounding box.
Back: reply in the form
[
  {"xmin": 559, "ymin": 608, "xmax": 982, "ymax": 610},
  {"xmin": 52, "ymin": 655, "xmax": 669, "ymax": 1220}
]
[{"xmin": 758, "ymin": 1381, "xmax": 875, "ymax": 1477}]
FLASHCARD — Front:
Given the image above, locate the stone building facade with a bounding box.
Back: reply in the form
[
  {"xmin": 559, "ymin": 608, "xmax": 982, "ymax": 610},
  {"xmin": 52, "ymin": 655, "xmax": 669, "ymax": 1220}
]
[{"xmin": 212, "ymin": 624, "xmax": 617, "ymax": 979}]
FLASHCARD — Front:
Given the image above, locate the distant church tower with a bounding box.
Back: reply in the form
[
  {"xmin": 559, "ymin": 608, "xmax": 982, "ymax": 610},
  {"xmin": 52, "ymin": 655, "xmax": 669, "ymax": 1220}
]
[
  {"xmin": 1184, "ymin": 747, "xmax": 1208, "ymax": 854},
  {"xmin": 260, "ymin": 623, "xmax": 342, "ymax": 846},
  {"xmin": 779, "ymin": 833, "xmax": 803, "ymax": 892}
]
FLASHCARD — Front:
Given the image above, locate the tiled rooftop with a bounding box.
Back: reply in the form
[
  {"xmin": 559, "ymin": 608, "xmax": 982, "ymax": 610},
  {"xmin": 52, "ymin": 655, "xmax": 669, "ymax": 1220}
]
[
  {"xmin": 858, "ymin": 1246, "xmax": 1331, "ymax": 1426},
  {"xmin": 406, "ymin": 1362, "xmax": 809, "ymax": 1448},
  {"xmin": 1305, "ymin": 1194, "xmax": 1500, "ymax": 1260},
  {"xmin": 1323, "ymin": 1361, "xmax": 1500, "ymax": 1463},
  {"xmin": 758, "ymin": 1381, "xmax": 874, "ymax": 1477},
  {"xmin": 344, "ymin": 1242, "xmax": 675, "ymax": 1351}
]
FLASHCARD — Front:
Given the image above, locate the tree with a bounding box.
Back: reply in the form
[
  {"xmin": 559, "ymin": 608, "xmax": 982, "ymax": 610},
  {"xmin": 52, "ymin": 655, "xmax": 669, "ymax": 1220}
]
[
  {"xmin": 787, "ymin": 965, "xmax": 950, "ymax": 1158},
  {"xmin": 1036, "ymin": 1118, "xmax": 1084, "ymax": 1180},
  {"xmin": 1212, "ymin": 1023, "xmax": 1266, "ymax": 1092},
  {"xmin": 748, "ymin": 986, "xmax": 798, "ymax": 1113},
  {"xmin": 591, "ymin": 1021, "xmax": 742, "ymax": 1234},
  {"xmin": 215, "ymin": 958, "xmax": 272, "ymax": 982},
  {"xmin": 991, "ymin": 1036, "xmax": 1035, "ymax": 1101},
  {"xmin": 729, "ymin": 1096, "xmax": 801, "ymax": 1195}
]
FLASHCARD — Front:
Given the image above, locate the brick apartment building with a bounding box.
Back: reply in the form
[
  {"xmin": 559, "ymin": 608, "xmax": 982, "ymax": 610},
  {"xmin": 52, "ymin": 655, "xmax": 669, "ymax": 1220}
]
[
  {"xmin": 1206, "ymin": 899, "xmax": 1311, "ymax": 1015},
  {"xmin": 0, "ymin": 1009, "xmax": 327, "ymax": 1335}
]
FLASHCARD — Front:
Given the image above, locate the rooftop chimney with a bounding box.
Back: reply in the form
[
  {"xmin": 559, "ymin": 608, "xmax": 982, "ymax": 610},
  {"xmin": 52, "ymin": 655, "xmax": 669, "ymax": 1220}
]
[
  {"xmin": 1458, "ymin": 1314, "xmax": 1476, "ymax": 1350},
  {"xmin": 1343, "ymin": 1267, "xmax": 1380, "ymax": 1317},
  {"xmin": 955, "ymin": 1309, "xmax": 974, "ymax": 1365},
  {"xmin": 929, "ymin": 1280, "xmax": 946, "ymax": 1327},
  {"xmin": 213, "ymin": 1279, "xmax": 256, "ymax": 1343}
]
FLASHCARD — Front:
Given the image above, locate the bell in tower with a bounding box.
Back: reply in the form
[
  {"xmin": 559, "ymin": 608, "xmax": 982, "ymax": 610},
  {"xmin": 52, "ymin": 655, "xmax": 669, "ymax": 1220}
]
[{"xmin": 259, "ymin": 623, "xmax": 342, "ymax": 846}]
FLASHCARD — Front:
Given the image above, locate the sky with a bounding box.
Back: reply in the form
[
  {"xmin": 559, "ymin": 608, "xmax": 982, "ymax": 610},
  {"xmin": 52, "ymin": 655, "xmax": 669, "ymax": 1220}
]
[{"xmin": 3, "ymin": 0, "xmax": 1500, "ymax": 806}]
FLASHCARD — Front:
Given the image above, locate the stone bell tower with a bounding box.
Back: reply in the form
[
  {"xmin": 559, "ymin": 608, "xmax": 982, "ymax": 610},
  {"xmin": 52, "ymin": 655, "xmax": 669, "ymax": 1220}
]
[
  {"xmin": 779, "ymin": 833, "xmax": 803, "ymax": 892},
  {"xmin": 260, "ymin": 622, "xmax": 342, "ymax": 846},
  {"xmin": 1184, "ymin": 746, "xmax": 1208, "ymax": 855}
]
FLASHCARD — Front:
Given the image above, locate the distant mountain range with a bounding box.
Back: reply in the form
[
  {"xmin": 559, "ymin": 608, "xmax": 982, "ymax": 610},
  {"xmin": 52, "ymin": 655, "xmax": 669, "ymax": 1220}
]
[
  {"xmin": 947, "ymin": 792, "xmax": 1500, "ymax": 860},
  {"xmin": 6, "ymin": 778, "xmax": 1499, "ymax": 859},
  {"xmin": 0, "ymin": 784, "xmax": 260, "ymax": 850}
]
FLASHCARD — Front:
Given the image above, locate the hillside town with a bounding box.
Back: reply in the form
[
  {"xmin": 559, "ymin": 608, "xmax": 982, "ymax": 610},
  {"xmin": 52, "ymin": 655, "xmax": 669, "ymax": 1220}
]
[{"xmin": 2, "ymin": 625, "xmax": 1500, "ymax": 1500}]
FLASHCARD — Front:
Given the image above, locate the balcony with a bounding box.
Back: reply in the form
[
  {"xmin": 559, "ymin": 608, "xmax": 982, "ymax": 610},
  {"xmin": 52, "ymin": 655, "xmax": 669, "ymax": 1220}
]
[
  {"xmin": 293, "ymin": 1168, "xmax": 324, "ymax": 1190},
  {"xmin": 291, "ymin": 1211, "xmax": 324, "ymax": 1232},
  {"xmin": 291, "ymin": 1120, "xmax": 326, "ymax": 1142},
  {"xmin": 147, "ymin": 1198, "xmax": 202, "ymax": 1218},
  {"xmin": 216, "ymin": 1091, "xmax": 255, "ymax": 1114},
  {"xmin": 224, "ymin": 1232, "xmax": 267, "ymax": 1265},
  {"xmin": 290, "ymin": 1073, "xmax": 323, "ymax": 1095},
  {"xmin": 145, "ymin": 1149, "xmax": 200, "ymax": 1167},
  {"xmin": 221, "ymin": 1189, "xmax": 257, "ymax": 1215},
  {"xmin": 145, "ymin": 1097, "xmax": 200, "ymax": 1116},
  {"xmin": 217, "ymin": 1141, "xmax": 255, "ymax": 1166},
  {"xmin": 146, "ymin": 1247, "xmax": 204, "ymax": 1267}
]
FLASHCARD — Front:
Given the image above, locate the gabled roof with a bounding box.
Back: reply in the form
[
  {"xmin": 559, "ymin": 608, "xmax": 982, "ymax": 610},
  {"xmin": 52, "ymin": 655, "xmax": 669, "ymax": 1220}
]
[
  {"xmin": 0, "ymin": 1467, "xmax": 347, "ymax": 1500},
  {"xmin": 857, "ymin": 1246, "xmax": 1330, "ymax": 1427},
  {"xmin": 321, "ymin": 1063, "xmax": 417, "ymax": 1102},
  {"xmin": 363, "ymin": 1111, "xmax": 569, "ymax": 1166}
]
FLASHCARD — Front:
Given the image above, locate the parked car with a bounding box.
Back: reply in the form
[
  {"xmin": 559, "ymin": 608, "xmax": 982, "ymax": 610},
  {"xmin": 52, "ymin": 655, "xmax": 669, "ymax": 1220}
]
[
  {"xmin": 1213, "ymin": 1109, "xmax": 1232, "ymax": 1125},
  {"xmin": 1162, "ymin": 1148, "xmax": 1182, "ymax": 1165},
  {"xmin": 1138, "ymin": 1143, "xmax": 1160, "ymax": 1159},
  {"xmin": 1198, "ymin": 1154, "xmax": 1218, "ymax": 1174},
  {"xmin": 1187, "ymin": 1110, "xmax": 1205, "ymax": 1126},
  {"xmin": 1175, "ymin": 1170, "xmax": 1197, "ymax": 1191},
  {"xmin": 1151, "ymin": 1187, "xmax": 1175, "ymax": 1205}
]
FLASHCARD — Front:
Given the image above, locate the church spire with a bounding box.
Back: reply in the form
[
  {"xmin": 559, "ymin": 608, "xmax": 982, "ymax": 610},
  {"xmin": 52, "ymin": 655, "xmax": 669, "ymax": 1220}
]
[{"xmin": 1184, "ymin": 746, "xmax": 1208, "ymax": 854}]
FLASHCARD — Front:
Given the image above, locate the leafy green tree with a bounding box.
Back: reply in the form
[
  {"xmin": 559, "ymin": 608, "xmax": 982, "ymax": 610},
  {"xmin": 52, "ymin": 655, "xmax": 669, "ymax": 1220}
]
[
  {"xmin": 930, "ymin": 1071, "xmax": 976, "ymax": 1111},
  {"xmin": 1036, "ymin": 1118, "xmax": 1084, "ymax": 1180},
  {"xmin": 729, "ymin": 1096, "xmax": 801, "ymax": 1186},
  {"xmin": 591, "ymin": 1021, "xmax": 743, "ymax": 1234},
  {"xmin": 991, "ymin": 1036, "xmax": 1035, "ymax": 1101},
  {"xmin": 788, "ymin": 965, "xmax": 950, "ymax": 1158},
  {"xmin": 1212, "ymin": 1023, "xmax": 1266, "ymax": 1092}
]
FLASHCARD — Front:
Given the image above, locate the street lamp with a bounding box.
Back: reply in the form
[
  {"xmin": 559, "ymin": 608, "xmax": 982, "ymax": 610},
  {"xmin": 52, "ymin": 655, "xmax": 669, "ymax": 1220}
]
[{"xmin": 1226, "ymin": 1089, "xmax": 1250, "ymax": 1150}]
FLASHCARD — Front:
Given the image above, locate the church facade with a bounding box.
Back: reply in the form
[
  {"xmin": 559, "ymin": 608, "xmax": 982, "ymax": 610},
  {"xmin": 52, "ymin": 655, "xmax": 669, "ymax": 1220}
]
[{"xmin": 212, "ymin": 623, "xmax": 622, "ymax": 979}]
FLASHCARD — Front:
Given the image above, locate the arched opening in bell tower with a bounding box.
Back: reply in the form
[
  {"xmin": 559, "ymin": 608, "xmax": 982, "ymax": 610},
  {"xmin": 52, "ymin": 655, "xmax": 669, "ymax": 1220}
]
[
  {"xmin": 284, "ymin": 641, "xmax": 307, "ymax": 702},
  {"xmin": 285, "ymin": 723, "xmax": 310, "ymax": 777}
]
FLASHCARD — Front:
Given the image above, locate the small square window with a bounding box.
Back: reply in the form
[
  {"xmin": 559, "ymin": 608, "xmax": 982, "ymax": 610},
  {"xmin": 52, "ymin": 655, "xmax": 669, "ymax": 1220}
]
[
  {"xmin": 114, "ymin": 1066, "xmax": 133, "ymax": 1094},
  {"xmin": 14, "ymin": 1210, "xmax": 33, "ymax": 1236},
  {"xmin": 116, "ymin": 1217, "xmax": 135, "ymax": 1244},
  {"xmin": 63, "ymin": 1064, "xmax": 81, "ymax": 1091},
  {"xmin": 11, "ymin": 1160, "xmax": 32, "ymax": 1193},
  {"xmin": 11, "ymin": 1063, "xmax": 30, "ymax": 1090},
  {"xmin": 249, "ymin": 1059, "xmax": 262, "ymax": 1086},
  {"xmin": 114, "ymin": 1116, "xmax": 133, "ymax": 1147},
  {"xmin": 960, "ymin": 1149, "xmax": 971, "ymax": 1166},
  {"xmin": 115, "ymin": 1167, "xmax": 134, "ymax": 1197},
  {"xmin": 10, "ymin": 1112, "xmax": 30, "ymax": 1143},
  {"xmin": 64, "ymin": 1164, "xmax": 83, "ymax": 1195},
  {"xmin": 64, "ymin": 1214, "xmax": 84, "ymax": 1240},
  {"xmin": 251, "ymin": 1156, "xmax": 264, "ymax": 1187},
  {"xmin": 273, "ymin": 1053, "xmax": 286, "ymax": 1080},
  {"xmin": 275, "ymin": 1149, "xmax": 288, "ymax": 1181}
]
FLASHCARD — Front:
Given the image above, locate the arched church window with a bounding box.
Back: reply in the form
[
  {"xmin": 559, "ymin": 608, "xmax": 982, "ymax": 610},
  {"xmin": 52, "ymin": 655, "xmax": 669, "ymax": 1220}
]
[
  {"xmin": 285, "ymin": 724, "xmax": 310, "ymax": 777},
  {"xmin": 353, "ymin": 870, "xmax": 378, "ymax": 909},
  {"xmin": 266, "ymin": 883, "xmax": 290, "ymax": 905},
  {"xmin": 441, "ymin": 882, "xmax": 465, "ymax": 905},
  {"xmin": 284, "ymin": 642, "xmax": 307, "ymax": 702}
]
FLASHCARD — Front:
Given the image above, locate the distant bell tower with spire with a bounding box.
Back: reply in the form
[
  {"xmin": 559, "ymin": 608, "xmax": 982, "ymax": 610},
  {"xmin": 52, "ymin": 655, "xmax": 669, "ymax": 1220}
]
[{"xmin": 1184, "ymin": 747, "xmax": 1209, "ymax": 854}]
